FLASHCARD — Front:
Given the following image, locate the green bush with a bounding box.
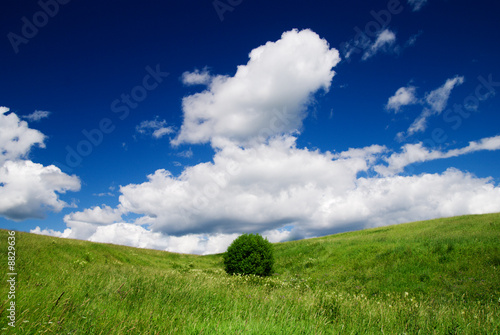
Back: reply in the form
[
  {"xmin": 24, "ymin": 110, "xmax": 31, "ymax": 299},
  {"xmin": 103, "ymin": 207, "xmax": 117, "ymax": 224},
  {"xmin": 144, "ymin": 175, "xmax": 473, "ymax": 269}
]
[{"xmin": 223, "ymin": 233, "xmax": 274, "ymax": 276}]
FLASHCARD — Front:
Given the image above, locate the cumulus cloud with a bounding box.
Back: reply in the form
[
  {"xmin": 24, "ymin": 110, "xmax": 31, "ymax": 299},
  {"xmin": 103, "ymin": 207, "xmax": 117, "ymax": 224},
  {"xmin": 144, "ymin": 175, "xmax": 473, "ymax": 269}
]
[
  {"xmin": 172, "ymin": 29, "xmax": 340, "ymax": 148},
  {"xmin": 0, "ymin": 160, "xmax": 80, "ymax": 220},
  {"xmin": 0, "ymin": 107, "xmax": 45, "ymax": 164},
  {"xmin": 89, "ymin": 223, "xmax": 239, "ymax": 255},
  {"xmin": 62, "ymin": 205, "xmax": 124, "ymax": 240},
  {"xmin": 362, "ymin": 29, "xmax": 397, "ymax": 61},
  {"xmin": 32, "ymin": 30, "xmax": 500, "ymax": 255},
  {"xmin": 22, "ymin": 110, "xmax": 51, "ymax": 122},
  {"xmin": 386, "ymin": 86, "xmax": 419, "ymax": 112},
  {"xmin": 181, "ymin": 68, "xmax": 212, "ymax": 86},
  {"xmin": 47, "ymin": 133, "xmax": 500, "ymax": 254},
  {"xmin": 136, "ymin": 118, "xmax": 175, "ymax": 139},
  {"xmin": 34, "ymin": 220, "xmax": 239, "ymax": 255},
  {"xmin": 31, "ymin": 226, "xmax": 72, "ymax": 238},
  {"xmin": 116, "ymin": 136, "xmax": 391, "ymax": 237},
  {"xmin": 65, "ymin": 205, "xmax": 123, "ymax": 226},
  {"xmin": 333, "ymin": 168, "xmax": 500, "ymax": 228},
  {"xmin": 0, "ymin": 107, "xmax": 81, "ymax": 221}
]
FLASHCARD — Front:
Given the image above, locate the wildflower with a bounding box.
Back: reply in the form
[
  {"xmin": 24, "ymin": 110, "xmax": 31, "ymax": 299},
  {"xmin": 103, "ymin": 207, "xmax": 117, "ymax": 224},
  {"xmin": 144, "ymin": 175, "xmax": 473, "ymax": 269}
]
[{"xmin": 404, "ymin": 292, "xmax": 409, "ymax": 297}]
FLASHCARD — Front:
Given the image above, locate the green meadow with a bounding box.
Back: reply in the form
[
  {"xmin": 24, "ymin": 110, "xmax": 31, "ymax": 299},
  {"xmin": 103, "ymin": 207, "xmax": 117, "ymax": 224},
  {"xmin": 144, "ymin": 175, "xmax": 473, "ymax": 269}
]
[{"xmin": 1, "ymin": 213, "xmax": 500, "ymax": 334}]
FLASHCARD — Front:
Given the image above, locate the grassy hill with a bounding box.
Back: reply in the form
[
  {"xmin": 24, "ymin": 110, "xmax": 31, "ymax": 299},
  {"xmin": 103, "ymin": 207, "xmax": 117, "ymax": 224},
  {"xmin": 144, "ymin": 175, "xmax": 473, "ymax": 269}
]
[{"xmin": 1, "ymin": 213, "xmax": 499, "ymax": 334}]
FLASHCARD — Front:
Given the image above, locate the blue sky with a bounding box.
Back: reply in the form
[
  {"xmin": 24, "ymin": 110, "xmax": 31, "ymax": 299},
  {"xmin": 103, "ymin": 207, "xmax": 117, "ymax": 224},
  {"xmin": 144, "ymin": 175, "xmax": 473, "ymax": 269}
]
[{"xmin": 1, "ymin": 0, "xmax": 500, "ymax": 254}]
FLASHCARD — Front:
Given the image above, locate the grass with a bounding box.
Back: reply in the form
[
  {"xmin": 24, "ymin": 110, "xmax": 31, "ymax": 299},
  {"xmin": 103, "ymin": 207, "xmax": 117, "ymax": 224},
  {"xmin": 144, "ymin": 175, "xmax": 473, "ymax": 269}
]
[{"xmin": 1, "ymin": 213, "xmax": 499, "ymax": 334}]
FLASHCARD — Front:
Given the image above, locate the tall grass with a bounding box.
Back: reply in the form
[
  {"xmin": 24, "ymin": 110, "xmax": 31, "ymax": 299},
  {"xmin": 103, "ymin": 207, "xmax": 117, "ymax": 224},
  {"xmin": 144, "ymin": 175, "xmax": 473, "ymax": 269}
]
[{"xmin": 1, "ymin": 213, "xmax": 499, "ymax": 333}]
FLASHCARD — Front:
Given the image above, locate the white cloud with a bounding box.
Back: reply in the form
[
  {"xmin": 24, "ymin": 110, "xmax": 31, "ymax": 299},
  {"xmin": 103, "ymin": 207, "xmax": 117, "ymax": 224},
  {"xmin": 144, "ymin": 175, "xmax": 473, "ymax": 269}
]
[
  {"xmin": 343, "ymin": 28, "xmax": 420, "ymax": 62},
  {"xmin": 37, "ymin": 220, "xmax": 241, "ymax": 255},
  {"xmin": 376, "ymin": 135, "xmax": 500, "ymax": 176},
  {"xmin": 408, "ymin": 0, "xmax": 428, "ymax": 11},
  {"xmin": 386, "ymin": 86, "xmax": 419, "ymax": 112},
  {"xmin": 395, "ymin": 76, "xmax": 465, "ymax": 138},
  {"xmin": 36, "ymin": 30, "xmax": 500, "ymax": 255},
  {"xmin": 22, "ymin": 110, "xmax": 51, "ymax": 122},
  {"xmin": 161, "ymin": 232, "xmax": 240, "ymax": 255},
  {"xmin": 425, "ymin": 76, "xmax": 465, "ymax": 113},
  {"xmin": 93, "ymin": 192, "xmax": 114, "ymax": 197},
  {"xmin": 38, "ymin": 220, "xmax": 291, "ymax": 255},
  {"xmin": 43, "ymin": 155, "xmax": 500, "ymax": 255},
  {"xmin": 342, "ymin": 36, "xmax": 372, "ymax": 61},
  {"xmin": 88, "ymin": 223, "xmax": 170, "ymax": 249},
  {"xmin": 262, "ymin": 227, "xmax": 293, "ymax": 243},
  {"xmin": 362, "ymin": 29, "xmax": 397, "ymax": 61},
  {"xmin": 136, "ymin": 118, "xmax": 175, "ymax": 139},
  {"xmin": 332, "ymin": 168, "xmax": 500, "ymax": 229},
  {"xmin": 51, "ymin": 133, "xmax": 500, "ymax": 254},
  {"xmin": 152, "ymin": 127, "xmax": 174, "ymax": 139},
  {"xmin": 62, "ymin": 205, "xmax": 123, "ymax": 239},
  {"xmin": 0, "ymin": 107, "xmax": 81, "ymax": 221},
  {"xmin": 176, "ymin": 148, "xmax": 193, "ymax": 158},
  {"xmin": 65, "ymin": 205, "xmax": 123, "ymax": 225},
  {"xmin": 0, "ymin": 160, "xmax": 80, "ymax": 220},
  {"xmin": 406, "ymin": 108, "xmax": 432, "ymax": 136},
  {"xmin": 31, "ymin": 226, "xmax": 72, "ymax": 238},
  {"xmin": 89, "ymin": 222, "xmax": 241, "ymax": 255},
  {"xmin": 172, "ymin": 29, "xmax": 340, "ymax": 148},
  {"xmin": 181, "ymin": 68, "xmax": 212, "ymax": 86},
  {"xmin": 118, "ymin": 136, "xmax": 376, "ymax": 236},
  {"xmin": 0, "ymin": 107, "xmax": 45, "ymax": 164}
]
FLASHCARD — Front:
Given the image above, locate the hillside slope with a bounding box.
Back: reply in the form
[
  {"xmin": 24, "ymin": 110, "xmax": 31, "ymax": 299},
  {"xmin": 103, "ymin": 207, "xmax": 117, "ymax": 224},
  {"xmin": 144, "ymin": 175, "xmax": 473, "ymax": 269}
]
[
  {"xmin": 1, "ymin": 213, "xmax": 499, "ymax": 334},
  {"xmin": 274, "ymin": 213, "xmax": 500, "ymax": 299}
]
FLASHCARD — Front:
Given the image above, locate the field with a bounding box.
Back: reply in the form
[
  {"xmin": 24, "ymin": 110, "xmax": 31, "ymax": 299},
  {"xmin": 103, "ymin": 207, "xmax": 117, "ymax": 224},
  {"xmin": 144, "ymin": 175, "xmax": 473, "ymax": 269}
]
[{"xmin": 1, "ymin": 213, "xmax": 500, "ymax": 334}]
